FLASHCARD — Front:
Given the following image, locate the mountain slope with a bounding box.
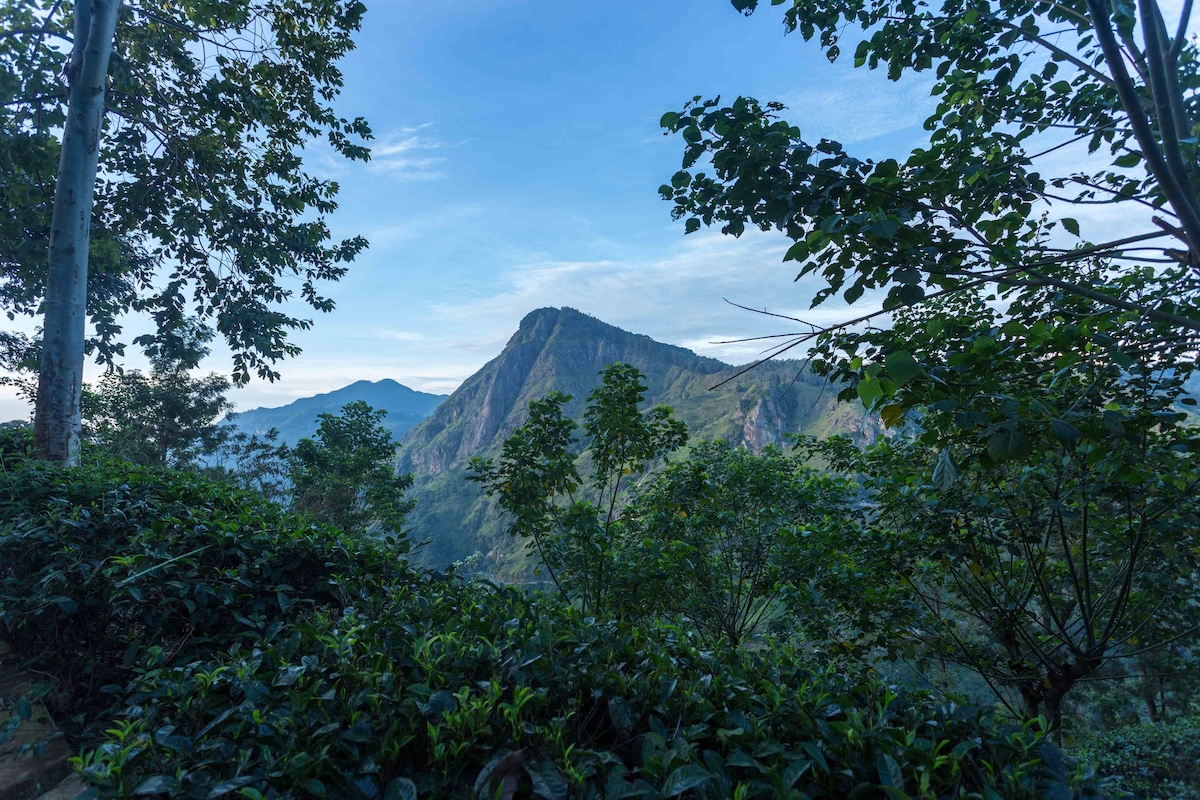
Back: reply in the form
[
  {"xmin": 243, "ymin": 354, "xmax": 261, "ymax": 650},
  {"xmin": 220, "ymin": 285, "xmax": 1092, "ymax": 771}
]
[
  {"xmin": 398, "ymin": 307, "xmax": 877, "ymax": 572},
  {"xmin": 230, "ymin": 379, "xmax": 447, "ymax": 447}
]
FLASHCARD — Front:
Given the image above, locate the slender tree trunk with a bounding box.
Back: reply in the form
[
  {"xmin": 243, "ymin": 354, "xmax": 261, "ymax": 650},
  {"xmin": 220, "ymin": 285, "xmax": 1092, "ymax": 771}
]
[{"xmin": 33, "ymin": 0, "xmax": 121, "ymax": 464}]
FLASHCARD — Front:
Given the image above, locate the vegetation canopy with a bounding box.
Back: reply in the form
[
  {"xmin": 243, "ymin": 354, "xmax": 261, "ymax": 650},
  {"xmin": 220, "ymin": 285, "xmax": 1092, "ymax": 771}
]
[
  {"xmin": 0, "ymin": 440, "xmax": 1094, "ymax": 799},
  {"xmin": 661, "ymin": 0, "xmax": 1200, "ymax": 397},
  {"xmin": 1, "ymin": 0, "xmax": 371, "ymax": 462}
]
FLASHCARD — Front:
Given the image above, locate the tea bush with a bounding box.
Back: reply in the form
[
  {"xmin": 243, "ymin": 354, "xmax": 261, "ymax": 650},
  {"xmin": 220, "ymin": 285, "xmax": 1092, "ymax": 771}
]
[
  {"xmin": 1074, "ymin": 717, "xmax": 1200, "ymax": 799},
  {"xmin": 0, "ymin": 455, "xmax": 404, "ymax": 736},
  {"xmin": 0, "ymin": 456, "xmax": 1099, "ymax": 798}
]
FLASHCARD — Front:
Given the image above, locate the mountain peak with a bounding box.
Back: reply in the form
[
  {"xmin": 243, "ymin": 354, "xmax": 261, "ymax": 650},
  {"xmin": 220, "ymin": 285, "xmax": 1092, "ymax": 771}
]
[
  {"xmin": 399, "ymin": 307, "xmax": 822, "ymax": 475},
  {"xmin": 397, "ymin": 308, "xmax": 876, "ymax": 568},
  {"xmin": 512, "ymin": 307, "xmax": 602, "ymax": 341},
  {"xmin": 516, "ymin": 307, "xmax": 563, "ymax": 329},
  {"xmin": 228, "ymin": 379, "xmax": 447, "ymax": 447}
]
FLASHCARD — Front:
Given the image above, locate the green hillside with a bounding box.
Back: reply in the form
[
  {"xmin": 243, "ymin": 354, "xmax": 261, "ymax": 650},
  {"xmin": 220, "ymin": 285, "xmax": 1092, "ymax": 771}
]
[
  {"xmin": 228, "ymin": 378, "xmax": 446, "ymax": 447},
  {"xmin": 398, "ymin": 308, "xmax": 878, "ymax": 573}
]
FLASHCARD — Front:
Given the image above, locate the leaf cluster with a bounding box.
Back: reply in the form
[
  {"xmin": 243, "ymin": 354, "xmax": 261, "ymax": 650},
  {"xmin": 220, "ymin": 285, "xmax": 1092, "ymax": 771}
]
[
  {"xmin": 1, "ymin": 0, "xmax": 373, "ymax": 382},
  {"xmin": 630, "ymin": 441, "xmax": 859, "ymax": 647},
  {"xmin": 0, "ymin": 457, "xmax": 1097, "ymax": 799},
  {"xmin": 470, "ymin": 364, "xmax": 686, "ymax": 619},
  {"xmin": 289, "ymin": 400, "xmax": 414, "ymax": 539},
  {"xmin": 801, "ymin": 427, "xmax": 1200, "ymax": 727},
  {"xmin": 1073, "ymin": 716, "xmax": 1200, "ymax": 798},
  {"xmin": 660, "ymin": 0, "xmax": 1200, "ymax": 402}
]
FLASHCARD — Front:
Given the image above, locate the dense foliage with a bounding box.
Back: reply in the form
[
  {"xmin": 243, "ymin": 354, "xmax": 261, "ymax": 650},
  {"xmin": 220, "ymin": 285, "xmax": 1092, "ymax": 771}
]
[
  {"xmin": 800, "ymin": 430, "xmax": 1200, "ymax": 729},
  {"xmin": 657, "ymin": 0, "xmax": 1200, "ymax": 746},
  {"xmin": 662, "ymin": 0, "xmax": 1200, "ymax": 354},
  {"xmin": 81, "ymin": 326, "xmax": 235, "ymax": 470},
  {"xmin": 470, "ymin": 364, "xmax": 687, "ymax": 619},
  {"xmin": 0, "ymin": 433, "xmax": 1101, "ymax": 799},
  {"xmin": 289, "ymin": 400, "xmax": 415, "ymax": 540},
  {"xmin": 629, "ymin": 440, "xmax": 858, "ymax": 647},
  {"xmin": 1075, "ymin": 717, "xmax": 1200, "ymax": 799},
  {"xmin": 3, "ymin": 0, "xmax": 373, "ymax": 461},
  {"xmin": 1, "ymin": 0, "xmax": 371, "ymax": 380}
]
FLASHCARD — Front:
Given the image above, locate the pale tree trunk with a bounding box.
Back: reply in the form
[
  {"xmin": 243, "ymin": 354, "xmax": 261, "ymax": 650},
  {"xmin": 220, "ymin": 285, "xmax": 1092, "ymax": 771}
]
[{"xmin": 33, "ymin": 0, "xmax": 121, "ymax": 464}]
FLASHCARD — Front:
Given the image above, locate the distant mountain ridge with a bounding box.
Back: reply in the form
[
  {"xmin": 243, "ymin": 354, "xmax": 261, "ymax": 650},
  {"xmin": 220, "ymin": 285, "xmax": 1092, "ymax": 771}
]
[
  {"xmin": 229, "ymin": 379, "xmax": 447, "ymax": 447},
  {"xmin": 398, "ymin": 307, "xmax": 877, "ymax": 572}
]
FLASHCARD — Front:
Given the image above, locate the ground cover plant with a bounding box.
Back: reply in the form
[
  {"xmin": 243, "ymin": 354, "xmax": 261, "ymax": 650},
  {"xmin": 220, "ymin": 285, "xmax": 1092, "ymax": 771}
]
[
  {"xmin": 0, "ymin": 432, "xmax": 1101, "ymax": 799},
  {"xmin": 1073, "ymin": 716, "xmax": 1200, "ymax": 799}
]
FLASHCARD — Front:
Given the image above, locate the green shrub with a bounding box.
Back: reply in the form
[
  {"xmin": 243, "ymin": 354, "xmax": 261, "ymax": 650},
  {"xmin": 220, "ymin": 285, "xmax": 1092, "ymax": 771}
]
[
  {"xmin": 0, "ymin": 460, "xmax": 1101, "ymax": 798},
  {"xmin": 80, "ymin": 583, "xmax": 1092, "ymax": 799},
  {"xmin": 1075, "ymin": 717, "xmax": 1200, "ymax": 799},
  {"xmin": 0, "ymin": 459, "xmax": 404, "ymax": 736}
]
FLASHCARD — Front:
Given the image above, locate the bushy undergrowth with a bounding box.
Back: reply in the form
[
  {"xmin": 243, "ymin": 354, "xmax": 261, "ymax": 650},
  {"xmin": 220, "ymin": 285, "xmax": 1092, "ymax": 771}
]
[
  {"xmin": 0, "ymin": 449, "xmax": 402, "ymax": 735},
  {"xmin": 0, "ymin": 450, "xmax": 1098, "ymax": 798},
  {"xmin": 1074, "ymin": 717, "xmax": 1200, "ymax": 799}
]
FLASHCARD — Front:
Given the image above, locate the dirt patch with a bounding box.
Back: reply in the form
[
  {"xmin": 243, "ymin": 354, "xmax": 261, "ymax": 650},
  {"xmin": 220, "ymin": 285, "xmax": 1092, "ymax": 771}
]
[{"xmin": 0, "ymin": 641, "xmax": 83, "ymax": 800}]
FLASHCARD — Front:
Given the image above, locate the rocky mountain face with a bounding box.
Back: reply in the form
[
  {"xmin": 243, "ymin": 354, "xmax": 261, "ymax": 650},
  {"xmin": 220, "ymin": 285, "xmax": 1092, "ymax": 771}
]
[
  {"xmin": 228, "ymin": 379, "xmax": 447, "ymax": 448},
  {"xmin": 397, "ymin": 307, "xmax": 878, "ymax": 572}
]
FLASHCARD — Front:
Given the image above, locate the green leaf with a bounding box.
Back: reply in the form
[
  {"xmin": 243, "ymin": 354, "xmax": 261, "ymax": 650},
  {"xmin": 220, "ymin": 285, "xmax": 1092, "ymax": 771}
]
[
  {"xmin": 856, "ymin": 376, "xmax": 884, "ymax": 408},
  {"xmin": 932, "ymin": 448, "xmax": 959, "ymax": 490},
  {"xmin": 209, "ymin": 776, "xmax": 260, "ymax": 797},
  {"xmin": 783, "ymin": 759, "xmax": 812, "ymax": 789},
  {"xmin": 134, "ymin": 776, "xmax": 172, "ymax": 795},
  {"xmin": 662, "ymin": 765, "xmax": 711, "ymax": 798},
  {"xmin": 423, "ymin": 690, "xmax": 457, "ymax": 720},
  {"xmin": 880, "ymin": 403, "xmax": 905, "ymax": 429},
  {"xmin": 525, "ymin": 761, "xmax": 569, "ymax": 800},
  {"xmin": 608, "ymin": 696, "xmax": 633, "ymax": 732},
  {"xmin": 14, "ymin": 697, "xmax": 31, "ymax": 721},
  {"xmin": 876, "ymin": 752, "xmax": 903, "ymax": 789},
  {"xmin": 784, "ymin": 241, "xmax": 810, "ymax": 262},
  {"xmin": 1113, "ymin": 151, "xmax": 1141, "ymax": 167},
  {"xmin": 603, "ymin": 773, "xmax": 644, "ymax": 800},
  {"xmin": 987, "ymin": 428, "xmax": 1032, "ymax": 461},
  {"xmin": 474, "ymin": 751, "xmax": 526, "ymax": 800},
  {"xmin": 884, "ymin": 350, "xmax": 923, "ymax": 386},
  {"xmin": 1050, "ymin": 418, "xmax": 1083, "ymax": 446},
  {"xmin": 951, "ymin": 740, "xmax": 978, "ymax": 759},
  {"xmin": 384, "ymin": 778, "xmax": 417, "ymax": 800},
  {"xmin": 685, "ymin": 218, "xmax": 700, "ymax": 234},
  {"xmin": 868, "ymin": 217, "xmax": 899, "ymax": 239},
  {"xmin": 1061, "ymin": 217, "xmax": 1080, "ymax": 236}
]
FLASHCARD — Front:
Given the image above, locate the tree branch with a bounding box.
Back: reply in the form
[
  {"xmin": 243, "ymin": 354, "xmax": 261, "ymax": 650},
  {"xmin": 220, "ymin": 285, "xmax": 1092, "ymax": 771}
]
[{"xmin": 1088, "ymin": 0, "xmax": 1200, "ymax": 266}]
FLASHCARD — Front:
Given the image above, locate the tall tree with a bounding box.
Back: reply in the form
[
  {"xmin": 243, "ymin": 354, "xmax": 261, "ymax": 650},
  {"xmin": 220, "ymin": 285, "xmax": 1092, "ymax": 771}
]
[
  {"xmin": 805, "ymin": 425, "xmax": 1200, "ymax": 730},
  {"xmin": 82, "ymin": 321, "xmax": 233, "ymax": 469},
  {"xmin": 2, "ymin": 0, "xmax": 371, "ymax": 463},
  {"xmin": 659, "ymin": 0, "xmax": 1200, "ymax": 726},
  {"xmin": 660, "ymin": 0, "xmax": 1200, "ymax": 376},
  {"xmin": 630, "ymin": 441, "xmax": 858, "ymax": 646},
  {"xmin": 28, "ymin": 0, "xmax": 122, "ymax": 464},
  {"xmin": 290, "ymin": 400, "xmax": 414, "ymax": 540},
  {"xmin": 469, "ymin": 364, "xmax": 687, "ymax": 619}
]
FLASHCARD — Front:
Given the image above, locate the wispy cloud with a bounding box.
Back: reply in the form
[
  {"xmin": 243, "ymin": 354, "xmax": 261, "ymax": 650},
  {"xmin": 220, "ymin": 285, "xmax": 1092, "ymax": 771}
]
[
  {"xmin": 430, "ymin": 229, "xmax": 866, "ymax": 366},
  {"xmin": 777, "ymin": 69, "xmax": 936, "ymax": 145},
  {"xmin": 368, "ymin": 125, "xmax": 449, "ymax": 181}
]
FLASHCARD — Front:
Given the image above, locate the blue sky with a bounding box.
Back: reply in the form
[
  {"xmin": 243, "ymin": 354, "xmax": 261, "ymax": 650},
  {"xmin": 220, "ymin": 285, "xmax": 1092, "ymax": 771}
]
[
  {"xmin": 0, "ymin": 0, "xmax": 1054, "ymax": 418},
  {"xmin": 228, "ymin": 0, "xmax": 934, "ymax": 409}
]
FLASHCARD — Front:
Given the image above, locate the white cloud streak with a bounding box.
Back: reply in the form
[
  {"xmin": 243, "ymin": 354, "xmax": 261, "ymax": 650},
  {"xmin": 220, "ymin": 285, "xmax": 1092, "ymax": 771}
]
[
  {"xmin": 777, "ymin": 69, "xmax": 937, "ymax": 145},
  {"xmin": 368, "ymin": 127, "xmax": 449, "ymax": 181}
]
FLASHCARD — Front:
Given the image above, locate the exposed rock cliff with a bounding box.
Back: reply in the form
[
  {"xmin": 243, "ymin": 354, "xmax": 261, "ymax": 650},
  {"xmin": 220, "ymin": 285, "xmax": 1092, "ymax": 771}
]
[{"xmin": 397, "ymin": 308, "xmax": 877, "ymax": 571}]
